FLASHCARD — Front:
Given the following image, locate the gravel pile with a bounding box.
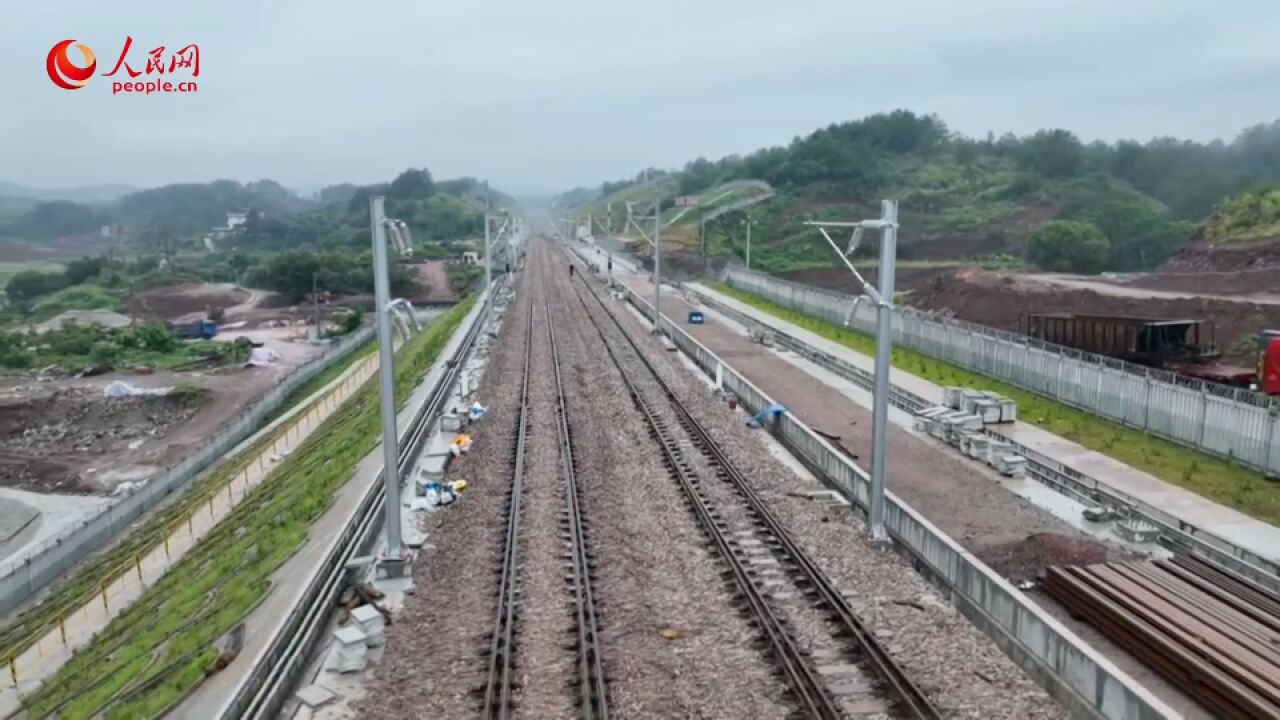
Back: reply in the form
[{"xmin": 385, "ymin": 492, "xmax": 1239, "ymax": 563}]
[{"xmin": 579, "ymin": 263, "xmax": 1068, "ymax": 719}]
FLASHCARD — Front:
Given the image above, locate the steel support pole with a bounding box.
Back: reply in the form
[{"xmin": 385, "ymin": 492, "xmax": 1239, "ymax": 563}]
[
  {"xmin": 745, "ymin": 219, "xmax": 751, "ymax": 271},
  {"xmin": 868, "ymin": 200, "xmax": 898, "ymax": 543},
  {"xmin": 700, "ymin": 214, "xmax": 707, "ymax": 277},
  {"xmin": 484, "ymin": 214, "xmax": 492, "ymax": 289},
  {"xmin": 370, "ymin": 196, "xmax": 403, "ymax": 560},
  {"xmin": 653, "ymin": 207, "xmax": 663, "ymax": 334}
]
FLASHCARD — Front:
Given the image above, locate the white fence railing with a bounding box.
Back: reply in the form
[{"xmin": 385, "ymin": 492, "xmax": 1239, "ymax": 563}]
[{"xmin": 722, "ymin": 267, "xmax": 1280, "ymax": 477}]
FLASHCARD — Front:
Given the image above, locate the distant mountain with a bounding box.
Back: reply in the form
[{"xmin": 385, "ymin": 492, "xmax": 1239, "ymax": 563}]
[{"xmin": 0, "ymin": 181, "xmax": 140, "ymax": 204}]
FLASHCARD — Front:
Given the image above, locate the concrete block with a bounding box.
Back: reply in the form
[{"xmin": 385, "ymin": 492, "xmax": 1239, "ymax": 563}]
[
  {"xmin": 942, "ymin": 386, "xmax": 965, "ymax": 410},
  {"xmin": 996, "ymin": 397, "xmax": 1018, "ymax": 423},
  {"xmin": 971, "ymin": 398, "xmax": 1002, "ymax": 424},
  {"xmin": 296, "ymin": 683, "xmax": 336, "ymax": 708}
]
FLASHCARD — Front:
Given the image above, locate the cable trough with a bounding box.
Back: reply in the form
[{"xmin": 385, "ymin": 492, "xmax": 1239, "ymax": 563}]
[{"xmin": 567, "ymin": 267, "xmax": 940, "ymax": 719}]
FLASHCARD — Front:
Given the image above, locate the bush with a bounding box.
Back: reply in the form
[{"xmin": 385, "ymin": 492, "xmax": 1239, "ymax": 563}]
[
  {"xmin": 340, "ymin": 310, "xmax": 362, "ymax": 334},
  {"xmin": 125, "ymin": 321, "xmax": 178, "ymax": 353},
  {"xmin": 5, "ymin": 270, "xmax": 66, "ymax": 304},
  {"xmin": 90, "ymin": 342, "xmax": 121, "ymax": 368},
  {"xmin": 1027, "ymin": 220, "xmax": 1111, "ymax": 273}
]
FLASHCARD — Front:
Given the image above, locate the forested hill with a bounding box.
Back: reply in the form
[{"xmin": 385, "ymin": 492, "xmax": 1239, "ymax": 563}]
[
  {"xmin": 1, "ymin": 169, "xmax": 512, "ymax": 253},
  {"xmin": 563, "ymin": 111, "xmax": 1280, "ymax": 273}
]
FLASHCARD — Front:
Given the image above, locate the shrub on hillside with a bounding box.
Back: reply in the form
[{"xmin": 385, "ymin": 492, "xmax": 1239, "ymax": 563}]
[{"xmin": 1027, "ymin": 220, "xmax": 1111, "ymax": 274}]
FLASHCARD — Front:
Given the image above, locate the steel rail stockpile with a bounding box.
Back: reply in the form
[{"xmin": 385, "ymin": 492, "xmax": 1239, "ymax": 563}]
[
  {"xmin": 481, "ymin": 302, "xmax": 534, "ymax": 720},
  {"xmin": 545, "ymin": 302, "xmax": 610, "ymax": 719},
  {"xmin": 567, "ymin": 273, "xmax": 941, "ymax": 720},
  {"xmin": 223, "ymin": 291, "xmax": 495, "ymax": 720},
  {"xmin": 1045, "ymin": 557, "xmax": 1280, "ymax": 720}
]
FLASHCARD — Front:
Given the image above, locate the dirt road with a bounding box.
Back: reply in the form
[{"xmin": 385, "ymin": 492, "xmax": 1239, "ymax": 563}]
[{"xmin": 1024, "ymin": 273, "xmax": 1280, "ymax": 306}]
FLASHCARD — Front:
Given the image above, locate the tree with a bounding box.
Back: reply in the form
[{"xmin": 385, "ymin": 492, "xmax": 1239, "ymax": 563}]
[
  {"xmin": 318, "ymin": 183, "xmax": 359, "ymax": 206},
  {"xmin": 63, "ymin": 256, "xmax": 105, "ymax": 285},
  {"xmin": 1019, "ymin": 129, "xmax": 1086, "ymax": 178},
  {"xmin": 679, "ymin": 157, "xmax": 718, "ymax": 195},
  {"xmin": 5, "ymin": 270, "xmax": 66, "ymax": 304},
  {"xmin": 227, "ymin": 252, "xmax": 255, "ymax": 283},
  {"xmin": 388, "ymin": 168, "xmax": 435, "ymax": 199},
  {"xmin": 7, "ymin": 201, "xmax": 102, "ymax": 240},
  {"xmin": 1027, "ymin": 220, "xmax": 1111, "ymax": 273},
  {"xmin": 1068, "ymin": 198, "xmax": 1191, "ymax": 270}
]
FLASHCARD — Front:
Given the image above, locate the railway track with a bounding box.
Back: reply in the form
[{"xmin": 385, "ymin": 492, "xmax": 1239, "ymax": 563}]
[
  {"xmin": 564, "ymin": 266, "xmax": 941, "ymax": 719},
  {"xmin": 480, "ymin": 303, "xmax": 533, "ymax": 719},
  {"xmin": 480, "ymin": 275, "xmax": 610, "ymax": 718},
  {"xmin": 546, "ymin": 302, "xmax": 610, "ymax": 719}
]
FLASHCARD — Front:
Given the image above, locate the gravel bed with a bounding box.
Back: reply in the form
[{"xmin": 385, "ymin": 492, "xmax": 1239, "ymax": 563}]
[
  {"xmin": 507, "ymin": 278, "xmax": 576, "ymax": 719},
  {"xmin": 576, "ymin": 276, "xmax": 892, "ymax": 718},
  {"xmin": 546, "ymin": 250, "xmax": 794, "ymax": 717},
  {"xmin": 365, "ymin": 242, "xmax": 793, "ymax": 718},
  {"xmin": 578, "ymin": 265, "xmax": 1069, "ymax": 719}
]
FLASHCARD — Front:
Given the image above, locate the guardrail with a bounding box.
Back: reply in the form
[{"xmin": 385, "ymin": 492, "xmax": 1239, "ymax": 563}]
[
  {"xmin": 722, "ymin": 267, "xmax": 1280, "ymax": 477},
  {"xmin": 612, "ymin": 280, "xmax": 1175, "ymax": 720},
  {"xmin": 218, "ymin": 287, "xmax": 495, "ymax": 720},
  {"xmin": 0, "ymin": 326, "xmax": 376, "ymax": 615},
  {"xmin": 688, "ymin": 288, "xmax": 1280, "ymax": 597}
]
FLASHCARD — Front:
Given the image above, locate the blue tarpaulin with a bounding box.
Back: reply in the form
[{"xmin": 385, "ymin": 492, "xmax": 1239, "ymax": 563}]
[{"xmin": 747, "ymin": 403, "xmax": 786, "ymax": 427}]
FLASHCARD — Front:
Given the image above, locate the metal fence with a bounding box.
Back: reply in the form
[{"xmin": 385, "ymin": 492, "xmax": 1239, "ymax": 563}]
[
  {"xmin": 722, "ymin": 267, "xmax": 1280, "ymax": 477},
  {"xmin": 0, "ymin": 327, "xmax": 376, "ymax": 614},
  {"xmin": 620, "ymin": 283, "xmax": 1171, "ymax": 720}
]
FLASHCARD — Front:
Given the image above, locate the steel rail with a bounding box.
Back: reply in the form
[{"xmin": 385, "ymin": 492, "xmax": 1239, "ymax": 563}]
[
  {"xmin": 545, "ymin": 299, "xmax": 610, "ymax": 719},
  {"xmin": 567, "ymin": 269, "xmax": 940, "ymax": 719},
  {"xmin": 481, "ymin": 301, "xmax": 535, "ymax": 719}
]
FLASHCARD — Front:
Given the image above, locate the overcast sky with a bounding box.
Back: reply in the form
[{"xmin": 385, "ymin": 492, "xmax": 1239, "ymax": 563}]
[{"xmin": 4, "ymin": 0, "xmax": 1279, "ymax": 196}]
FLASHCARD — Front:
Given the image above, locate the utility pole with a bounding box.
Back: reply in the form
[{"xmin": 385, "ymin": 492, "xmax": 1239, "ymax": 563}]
[
  {"xmin": 745, "ymin": 218, "xmax": 752, "ymax": 271},
  {"xmin": 484, "ymin": 213, "xmax": 492, "ymax": 289},
  {"xmin": 700, "ymin": 213, "xmax": 708, "ymax": 278},
  {"xmin": 370, "ymin": 196, "xmax": 404, "ymax": 566},
  {"xmin": 312, "ymin": 271, "xmax": 320, "ymax": 341},
  {"xmin": 804, "ymin": 199, "xmax": 899, "ymax": 543},
  {"xmin": 653, "ymin": 201, "xmax": 663, "ymax": 335}
]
